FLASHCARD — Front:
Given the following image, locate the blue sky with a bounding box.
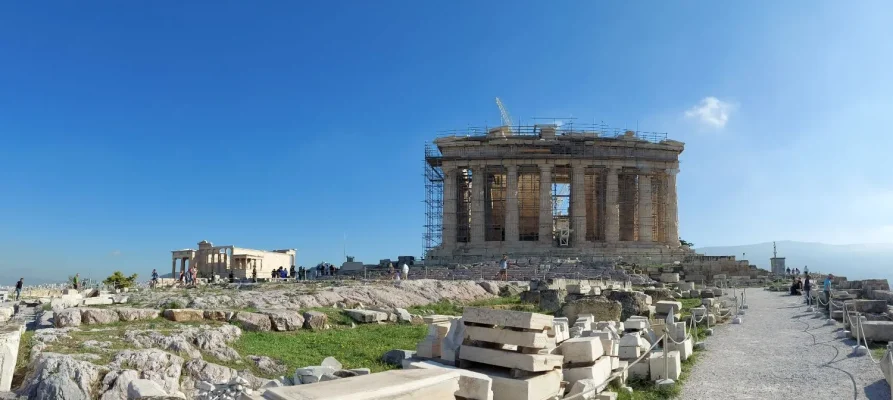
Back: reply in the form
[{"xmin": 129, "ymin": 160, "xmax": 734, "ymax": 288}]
[{"xmin": 2, "ymin": 2, "xmax": 893, "ymax": 283}]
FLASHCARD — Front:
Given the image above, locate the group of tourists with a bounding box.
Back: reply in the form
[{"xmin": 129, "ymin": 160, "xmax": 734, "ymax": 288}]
[
  {"xmin": 386, "ymin": 262, "xmax": 410, "ymax": 281},
  {"xmin": 789, "ymin": 270, "xmax": 834, "ymax": 306},
  {"xmin": 177, "ymin": 266, "xmax": 199, "ymax": 286},
  {"xmin": 785, "ymin": 266, "xmax": 809, "ymax": 276}
]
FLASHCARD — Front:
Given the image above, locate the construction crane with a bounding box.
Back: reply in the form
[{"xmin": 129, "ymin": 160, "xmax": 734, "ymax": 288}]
[{"xmin": 495, "ymin": 97, "xmax": 514, "ymax": 133}]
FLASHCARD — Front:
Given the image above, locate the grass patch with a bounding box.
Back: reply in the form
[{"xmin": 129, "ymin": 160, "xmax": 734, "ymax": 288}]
[
  {"xmin": 618, "ymin": 352, "xmax": 703, "ymax": 400},
  {"xmin": 11, "ymin": 331, "xmax": 34, "ymax": 389},
  {"xmin": 869, "ymin": 344, "xmax": 888, "ymax": 361},
  {"xmin": 233, "ymin": 324, "xmax": 426, "ymax": 373}
]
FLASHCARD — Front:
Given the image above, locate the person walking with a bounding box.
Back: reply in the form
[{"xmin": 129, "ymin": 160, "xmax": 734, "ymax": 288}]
[
  {"xmin": 151, "ymin": 269, "xmax": 159, "ymax": 289},
  {"xmin": 14, "ymin": 278, "xmax": 23, "ymax": 301},
  {"xmin": 496, "ymin": 255, "xmax": 510, "ymax": 281}
]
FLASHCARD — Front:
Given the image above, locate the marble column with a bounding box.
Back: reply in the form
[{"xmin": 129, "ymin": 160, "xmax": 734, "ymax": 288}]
[
  {"xmin": 171, "ymin": 259, "xmax": 176, "ymax": 277},
  {"xmin": 539, "ymin": 164, "xmax": 553, "ymax": 245},
  {"xmin": 605, "ymin": 167, "xmax": 620, "ymax": 243},
  {"xmin": 571, "ymin": 163, "xmax": 587, "ymax": 246},
  {"xmin": 442, "ymin": 166, "xmax": 458, "ymax": 248},
  {"xmin": 505, "ymin": 165, "xmax": 519, "ymax": 243},
  {"xmin": 665, "ymin": 168, "xmax": 680, "ymax": 246},
  {"xmin": 638, "ymin": 170, "xmax": 654, "ymax": 242},
  {"xmin": 471, "ymin": 164, "xmax": 485, "ymax": 244}
]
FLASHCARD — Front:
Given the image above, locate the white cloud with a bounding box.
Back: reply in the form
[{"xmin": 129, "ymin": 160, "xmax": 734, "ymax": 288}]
[
  {"xmin": 109, "ymin": 250, "xmax": 121, "ymax": 257},
  {"xmin": 685, "ymin": 97, "xmax": 734, "ymax": 129}
]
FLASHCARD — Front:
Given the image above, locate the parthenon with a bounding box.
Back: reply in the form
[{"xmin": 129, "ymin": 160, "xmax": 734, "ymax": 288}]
[{"xmin": 424, "ymin": 124, "xmax": 692, "ymax": 263}]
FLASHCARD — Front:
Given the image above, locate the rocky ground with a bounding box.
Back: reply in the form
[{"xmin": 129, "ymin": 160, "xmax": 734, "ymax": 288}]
[
  {"xmin": 10, "ymin": 280, "xmax": 515, "ymax": 400},
  {"xmin": 125, "ymin": 279, "xmax": 508, "ymax": 310}
]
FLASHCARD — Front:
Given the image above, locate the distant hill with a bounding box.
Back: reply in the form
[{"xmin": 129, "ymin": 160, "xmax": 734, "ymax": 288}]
[{"xmin": 697, "ymin": 241, "xmax": 893, "ymax": 282}]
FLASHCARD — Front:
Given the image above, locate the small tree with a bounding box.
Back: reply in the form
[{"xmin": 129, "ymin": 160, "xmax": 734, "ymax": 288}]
[
  {"xmin": 679, "ymin": 238, "xmax": 694, "ymax": 247},
  {"xmin": 103, "ymin": 271, "xmax": 138, "ymax": 289}
]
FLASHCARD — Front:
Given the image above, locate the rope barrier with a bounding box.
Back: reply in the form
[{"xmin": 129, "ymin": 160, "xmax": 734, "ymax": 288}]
[{"xmin": 856, "ymin": 315, "xmax": 882, "ymax": 365}]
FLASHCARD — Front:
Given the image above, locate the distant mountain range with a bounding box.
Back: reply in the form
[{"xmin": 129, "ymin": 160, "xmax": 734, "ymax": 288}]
[{"xmin": 697, "ymin": 241, "xmax": 893, "ymax": 282}]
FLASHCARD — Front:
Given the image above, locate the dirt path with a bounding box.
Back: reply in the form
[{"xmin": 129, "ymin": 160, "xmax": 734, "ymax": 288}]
[{"xmin": 680, "ymin": 289, "xmax": 890, "ymax": 400}]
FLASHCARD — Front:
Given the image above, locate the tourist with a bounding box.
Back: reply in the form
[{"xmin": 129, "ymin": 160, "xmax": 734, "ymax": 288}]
[
  {"xmin": 330, "ymin": 265, "xmax": 336, "ymax": 277},
  {"xmin": 388, "ymin": 263, "xmax": 395, "ymax": 280},
  {"xmin": 786, "ymin": 267, "xmax": 791, "ymax": 276},
  {"xmin": 803, "ymin": 275, "xmax": 812, "ymax": 305},
  {"xmin": 290, "ymin": 265, "xmax": 296, "ymax": 279},
  {"xmin": 251, "ymin": 266, "xmax": 257, "ymax": 282},
  {"xmin": 401, "ymin": 263, "xmax": 409, "ymax": 280},
  {"xmin": 72, "ymin": 273, "xmax": 80, "ymax": 290},
  {"xmin": 279, "ymin": 267, "xmax": 287, "ymax": 280},
  {"xmin": 271, "ymin": 269, "xmax": 277, "ymax": 280},
  {"xmin": 14, "ymin": 278, "xmax": 23, "ymax": 301},
  {"xmin": 792, "ymin": 277, "xmax": 803, "ymax": 295},
  {"xmin": 824, "ymin": 274, "xmax": 833, "ymax": 303},
  {"xmin": 190, "ymin": 267, "xmax": 198, "ymax": 286},
  {"xmin": 496, "ymin": 255, "xmax": 510, "ymax": 281},
  {"xmin": 151, "ymin": 269, "xmax": 159, "ymax": 289},
  {"xmin": 179, "ymin": 271, "xmax": 186, "ymax": 284},
  {"xmin": 228, "ymin": 271, "xmax": 234, "ymax": 283}
]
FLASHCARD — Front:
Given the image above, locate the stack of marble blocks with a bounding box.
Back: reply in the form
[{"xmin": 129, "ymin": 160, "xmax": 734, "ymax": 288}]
[
  {"xmin": 560, "ymin": 314, "xmax": 623, "ymax": 399},
  {"xmin": 457, "ymin": 307, "xmax": 567, "ymax": 400}
]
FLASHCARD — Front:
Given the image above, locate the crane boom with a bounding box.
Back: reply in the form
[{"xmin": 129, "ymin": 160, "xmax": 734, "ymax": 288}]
[{"xmin": 495, "ymin": 97, "xmax": 514, "ymax": 130}]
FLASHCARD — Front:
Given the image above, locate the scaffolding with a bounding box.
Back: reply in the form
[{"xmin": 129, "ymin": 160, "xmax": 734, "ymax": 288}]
[
  {"xmin": 585, "ymin": 168, "xmax": 606, "ymax": 241},
  {"xmin": 484, "ymin": 166, "xmax": 506, "ymax": 241},
  {"xmin": 423, "ymin": 143, "xmax": 443, "ymax": 257},
  {"xmin": 518, "ymin": 167, "xmax": 540, "ymax": 241}
]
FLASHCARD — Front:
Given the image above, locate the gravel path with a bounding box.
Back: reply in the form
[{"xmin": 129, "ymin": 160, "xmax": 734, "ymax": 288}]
[{"xmin": 680, "ymin": 289, "xmax": 890, "ymax": 400}]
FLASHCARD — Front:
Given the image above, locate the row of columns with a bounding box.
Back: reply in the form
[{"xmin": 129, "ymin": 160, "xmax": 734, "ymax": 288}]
[{"xmin": 441, "ymin": 163, "xmax": 679, "ymax": 247}]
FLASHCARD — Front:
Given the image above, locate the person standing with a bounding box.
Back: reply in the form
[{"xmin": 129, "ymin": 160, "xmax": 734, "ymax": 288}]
[
  {"xmin": 251, "ymin": 266, "xmax": 257, "ymax": 283},
  {"xmin": 151, "ymin": 269, "xmax": 159, "ymax": 289},
  {"xmin": 401, "ymin": 263, "xmax": 409, "ymax": 281},
  {"xmin": 290, "ymin": 265, "xmax": 296, "ymax": 280},
  {"xmin": 823, "ymin": 274, "xmax": 833, "ymax": 303},
  {"xmin": 190, "ymin": 266, "xmax": 198, "ymax": 286},
  {"xmin": 803, "ymin": 274, "xmax": 812, "ymax": 305},
  {"xmin": 72, "ymin": 273, "xmax": 80, "ymax": 290},
  {"xmin": 496, "ymin": 255, "xmax": 510, "ymax": 281},
  {"xmin": 14, "ymin": 278, "xmax": 23, "ymax": 301}
]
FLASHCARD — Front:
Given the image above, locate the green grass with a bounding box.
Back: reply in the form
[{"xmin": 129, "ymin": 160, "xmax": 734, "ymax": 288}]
[
  {"xmin": 869, "ymin": 344, "xmax": 888, "ymax": 361},
  {"xmin": 617, "ymin": 352, "xmax": 703, "ymax": 399},
  {"xmin": 233, "ymin": 324, "xmax": 426, "ymax": 373},
  {"xmin": 11, "ymin": 331, "xmax": 34, "ymax": 389}
]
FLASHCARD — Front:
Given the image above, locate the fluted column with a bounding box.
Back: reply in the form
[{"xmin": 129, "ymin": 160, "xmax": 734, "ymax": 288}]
[
  {"xmin": 638, "ymin": 170, "xmax": 654, "ymax": 242},
  {"xmin": 171, "ymin": 259, "xmax": 176, "ymax": 277},
  {"xmin": 571, "ymin": 163, "xmax": 587, "ymax": 246},
  {"xmin": 441, "ymin": 166, "xmax": 458, "ymax": 248},
  {"xmin": 505, "ymin": 165, "xmax": 519, "ymax": 243},
  {"xmin": 538, "ymin": 164, "xmax": 553, "ymax": 245},
  {"xmin": 605, "ymin": 167, "xmax": 620, "ymax": 243},
  {"xmin": 665, "ymin": 168, "xmax": 680, "ymax": 246},
  {"xmin": 471, "ymin": 164, "xmax": 485, "ymax": 244}
]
